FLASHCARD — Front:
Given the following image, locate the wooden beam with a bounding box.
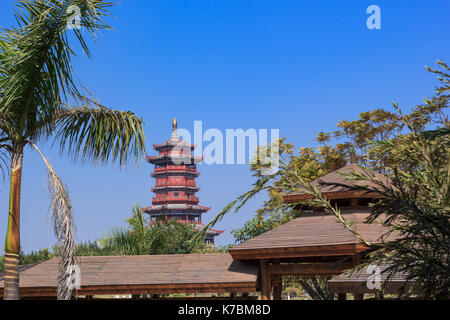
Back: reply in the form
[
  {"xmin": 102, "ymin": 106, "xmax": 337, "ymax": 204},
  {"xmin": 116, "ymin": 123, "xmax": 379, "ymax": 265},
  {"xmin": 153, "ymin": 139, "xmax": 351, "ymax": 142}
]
[
  {"xmin": 0, "ymin": 281, "xmax": 257, "ymax": 298},
  {"xmin": 352, "ymin": 254, "xmax": 362, "ymax": 266},
  {"xmin": 328, "ymin": 280, "xmax": 421, "ymax": 295},
  {"xmin": 267, "ymin": 262, "xmax": 353, "ymax": 276},
  {"xmin": 283, "ymin": 190, "xmax": 384, "ymax": 203},
  {"xmin": 230, "ymin": 244, "xmax": 364, "ymax": 260}
]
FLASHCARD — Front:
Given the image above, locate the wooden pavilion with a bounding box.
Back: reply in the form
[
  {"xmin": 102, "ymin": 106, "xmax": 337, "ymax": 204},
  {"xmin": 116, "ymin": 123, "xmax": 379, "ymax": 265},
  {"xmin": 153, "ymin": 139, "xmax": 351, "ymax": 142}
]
[
  {"xmin": 0, "ymin": 254, "xmax": 258, "ymax": 299},
  {"xmin": 229, "ymin": 163, "xmax": 393, "ymax": 300}
]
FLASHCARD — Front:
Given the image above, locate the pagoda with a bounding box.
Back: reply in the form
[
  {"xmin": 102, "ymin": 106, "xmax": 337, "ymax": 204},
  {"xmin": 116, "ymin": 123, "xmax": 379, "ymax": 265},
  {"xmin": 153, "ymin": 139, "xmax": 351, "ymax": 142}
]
[{"xmin": 143, "ymin": 118, "xmax": 223, "ymax": 244}]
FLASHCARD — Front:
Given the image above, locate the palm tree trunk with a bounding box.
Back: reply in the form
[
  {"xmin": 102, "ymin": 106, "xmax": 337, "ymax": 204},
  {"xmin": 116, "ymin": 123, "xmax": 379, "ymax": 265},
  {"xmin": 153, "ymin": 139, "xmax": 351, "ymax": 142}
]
[{"xmin": 4, "ymin": 149, "xmax": 23, "ymax": 300}]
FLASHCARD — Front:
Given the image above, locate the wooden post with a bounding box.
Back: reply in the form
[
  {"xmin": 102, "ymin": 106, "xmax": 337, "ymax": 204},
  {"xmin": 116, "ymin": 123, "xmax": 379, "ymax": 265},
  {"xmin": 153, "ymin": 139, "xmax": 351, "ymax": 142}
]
[
  {"xmin": 259, "ymin": 259, "xmax": 270, "ymax": 300},
  {"xmin": 273, "ymin": 274, "xmax": 282, "ymax": 300},
  {"xmin": 272, "ymin": 259, "xmax": 282, "ymax": 300},
  {"xmin": 352, "ymin": 254, "xmax": 363, "ymax": 300},
  {"xmin": 337, "ymin": 293, "xmax": 347, "ymax": 300},
  {"xmin": 353, "ymin": 293, "xmax": 364, "ymax": 300}
]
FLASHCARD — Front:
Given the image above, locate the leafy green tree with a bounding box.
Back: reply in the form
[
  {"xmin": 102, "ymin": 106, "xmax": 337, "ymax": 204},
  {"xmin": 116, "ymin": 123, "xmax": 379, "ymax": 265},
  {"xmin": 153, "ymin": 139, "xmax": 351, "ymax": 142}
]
[
  {"xmin": 0, "ymin": 0, "xmax": 146, "ymax": 300},
  {"xmin": 190, "ymin": 243, "xmax": 230, "ymax": 254},
  {"xmin": 231, "ymin": 217, "xmax": 275, "ymax": 244},
  {"xmin": 18, "ymin": 248, "xmax": 56, "ymax": 266},
  {"xmin": 75, "ymin": 241, "xmax": 116, "ymax": 256},
  {"xmin": 146, "ymin": 221, "xmax": 205, "ymax": 255}
]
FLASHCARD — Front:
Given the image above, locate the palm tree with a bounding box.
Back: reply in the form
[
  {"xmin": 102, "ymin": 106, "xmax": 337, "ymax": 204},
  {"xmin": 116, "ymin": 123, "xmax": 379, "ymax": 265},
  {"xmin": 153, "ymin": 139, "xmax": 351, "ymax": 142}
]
[
  {"xmin": 99, "ymin": 204, "xmax": 151, "ymax": 255},
  {"xmin": 100, "ymin": 204, "xmax": 207, "ymax": 255},
  {"xmin": 0, "ymin": 1, "xmax": 146, "ymax": 300}
]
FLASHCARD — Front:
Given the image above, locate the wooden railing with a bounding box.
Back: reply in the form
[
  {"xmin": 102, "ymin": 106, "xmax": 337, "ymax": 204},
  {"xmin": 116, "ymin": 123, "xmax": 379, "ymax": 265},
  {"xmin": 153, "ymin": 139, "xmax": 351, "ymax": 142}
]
[
  {"xmin": 152, "ymin": 197, "xmax": 199, "ymax": 203},
  {"xmin": 154, "ymin": 165, "xmax": 197, "ymax": 172},
  {"xmin": 154, "ymin": 181, "xmax": 197, "ymax": 187}
]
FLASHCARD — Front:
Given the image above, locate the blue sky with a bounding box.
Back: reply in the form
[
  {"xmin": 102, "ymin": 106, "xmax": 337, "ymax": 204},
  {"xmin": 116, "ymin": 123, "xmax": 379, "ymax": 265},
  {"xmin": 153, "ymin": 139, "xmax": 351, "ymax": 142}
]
[{"xmin": 0, "ymin": 0, "xmax": 449, "ymax": 252}]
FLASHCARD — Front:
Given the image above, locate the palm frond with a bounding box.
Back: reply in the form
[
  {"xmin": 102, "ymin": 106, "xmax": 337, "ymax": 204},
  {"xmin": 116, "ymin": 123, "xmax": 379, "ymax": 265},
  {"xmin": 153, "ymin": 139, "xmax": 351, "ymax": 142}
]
[
  {"xmin": 126, "ymin": 204, "xmax": 148, "ymax": 233},
  {"xmin": 29, "ymin": 141, "xmax": 76, "ymax": 300},
  {"xmin": 100, "ymin": 226, "xmax": 146, "ymax": 255},
  {"xmin": 0, "ymin": 0, "xmax": 114, "ymax": 140},
  {"xmin": 53, "ymin": 103, "xmax": 146, "ymax": 167}
]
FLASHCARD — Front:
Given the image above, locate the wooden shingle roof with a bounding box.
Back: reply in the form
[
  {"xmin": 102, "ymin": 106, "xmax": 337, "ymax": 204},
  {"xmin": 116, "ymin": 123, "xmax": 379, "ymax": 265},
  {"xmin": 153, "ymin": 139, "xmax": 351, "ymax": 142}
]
[
  {"xmin": 328, "ymin": 264, "xmax": 420, "ymax": 294},
  {"xmin": 0, "ymin": 253, "xmax": 258, "ymax": 298},
  {"xmin": 229, "ymin": 210, "xmax": 392, "ymax": 260},
  {"xmin": 283, "ymin": 164, "xmax": 390, "ymax": 202}
]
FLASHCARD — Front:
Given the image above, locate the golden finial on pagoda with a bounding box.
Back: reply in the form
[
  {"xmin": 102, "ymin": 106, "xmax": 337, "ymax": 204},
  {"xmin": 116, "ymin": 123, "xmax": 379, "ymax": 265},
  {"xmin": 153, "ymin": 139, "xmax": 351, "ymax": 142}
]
[{"xmin": 172, "ymin": 117, "xmax": 178, "ymax": 137}]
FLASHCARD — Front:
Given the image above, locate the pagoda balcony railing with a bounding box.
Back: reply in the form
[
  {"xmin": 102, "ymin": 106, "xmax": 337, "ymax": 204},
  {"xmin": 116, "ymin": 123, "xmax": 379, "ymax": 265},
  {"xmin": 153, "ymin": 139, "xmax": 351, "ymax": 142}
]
[
  {"xmin": 152, "ymin": 197, "xmax": 199, "ymax": 204},
  {"xmin": 154, "ymin": 181, "xmax": 198, "ymax": 188},
  {"xmin": 153, "ymin": 166, "xmax": 198, "ymax": 173}
]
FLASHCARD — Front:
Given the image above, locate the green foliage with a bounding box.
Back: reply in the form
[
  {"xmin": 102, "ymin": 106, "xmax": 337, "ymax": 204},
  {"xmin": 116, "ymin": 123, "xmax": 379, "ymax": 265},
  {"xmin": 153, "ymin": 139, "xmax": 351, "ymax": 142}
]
[
  {"xmin": 146, "ymin": 220, "xmax": 205, "ymax": 255},
  {"xmin": 231, "ymin": 217, "xmax": 275, "ymax": 244},
  {"xmin": 74, "ymin": 241, "xmax": 115, "ymax": 256},
  {"xmin": 100, "ymin": 205, "xmax": 207, "ymax": 255},
  {"xmin": 190, "ymin": 243, "xmax": 230, "ymax": 254},
  {"xmin": 126, "ymin": 203, "xmax": 149, "ymax": 233},
  {"xmin": 19, "ymin": 247, "xmax": 56, "ymax": 265}
]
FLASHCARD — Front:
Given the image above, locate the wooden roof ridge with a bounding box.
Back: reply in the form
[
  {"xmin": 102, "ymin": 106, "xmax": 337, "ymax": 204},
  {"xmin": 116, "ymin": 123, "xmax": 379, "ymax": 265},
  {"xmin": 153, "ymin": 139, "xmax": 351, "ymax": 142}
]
[{"xmin": 283, "ymin": 163, "xmax": 391, "ymax": 203}]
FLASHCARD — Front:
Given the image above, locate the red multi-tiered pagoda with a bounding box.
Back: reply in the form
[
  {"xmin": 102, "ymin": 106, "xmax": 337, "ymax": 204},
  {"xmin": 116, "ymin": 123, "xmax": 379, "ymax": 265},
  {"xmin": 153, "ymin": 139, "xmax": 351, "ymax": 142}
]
[{"xmin": 143, "ymin": 118, "xmax": 223, "ymax": 244}]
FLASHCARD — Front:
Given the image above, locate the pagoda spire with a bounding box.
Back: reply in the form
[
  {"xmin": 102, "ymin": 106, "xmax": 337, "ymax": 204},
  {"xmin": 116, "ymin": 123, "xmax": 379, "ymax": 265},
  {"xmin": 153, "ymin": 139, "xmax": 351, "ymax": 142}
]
[{"xmin": 172, "ymin": 117, "xmax": 177, "ymax": 137}]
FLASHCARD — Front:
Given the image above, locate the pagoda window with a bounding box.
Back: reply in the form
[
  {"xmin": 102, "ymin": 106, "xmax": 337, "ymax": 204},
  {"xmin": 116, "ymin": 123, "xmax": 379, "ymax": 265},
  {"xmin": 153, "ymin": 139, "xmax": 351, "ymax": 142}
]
[{"xmin": 174, "ymin": 192, "xmax": 179, "ymax": 197}]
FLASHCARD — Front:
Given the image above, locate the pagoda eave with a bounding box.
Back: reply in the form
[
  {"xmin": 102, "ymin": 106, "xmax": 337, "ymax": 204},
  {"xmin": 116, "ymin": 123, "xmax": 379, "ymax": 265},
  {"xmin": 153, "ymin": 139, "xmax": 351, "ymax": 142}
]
[
  {"xmin": 152, "ymin": 186, "xmax": 200, "ymax": 192},
  {"xmin": 147, "ymin": 155, "xmax": 203, "ymax": 165},
  {"xmin": 143, "ymin": 204, "xmax": 210, "ymax": 213},
  {"xmin": 194, "ymin": 224, "xmax": 225, "ymax": 235},
  {"xmin": 152, "ymin": 171, "xmax": 200, "ymax": 177}
]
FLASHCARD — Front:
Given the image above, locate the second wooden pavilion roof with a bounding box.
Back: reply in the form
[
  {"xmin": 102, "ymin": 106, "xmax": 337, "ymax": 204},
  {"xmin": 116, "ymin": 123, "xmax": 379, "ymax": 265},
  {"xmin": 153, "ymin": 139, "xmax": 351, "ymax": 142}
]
[
  {"xmin": 283, "ymin": 164, "xmax": 390, "ymax": 202},
  {"xmin": 229, "ymin": 210, "xmax": 392, "ymax": 260}
]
